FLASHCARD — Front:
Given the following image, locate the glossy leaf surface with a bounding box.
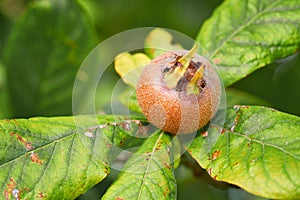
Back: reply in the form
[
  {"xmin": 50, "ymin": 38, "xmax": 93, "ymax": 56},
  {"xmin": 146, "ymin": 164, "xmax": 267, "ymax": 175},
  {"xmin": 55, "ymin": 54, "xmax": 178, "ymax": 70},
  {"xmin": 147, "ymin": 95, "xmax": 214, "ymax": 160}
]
[
  {"xmin": 185, "ymin": 106, "xmax": 300, "ymax": 199},
  {"xmin": 0, "ymin": 115, "xmax": 147, "ymax": 200},
  {"xmin": 197, "ymin": 0, "xmax": 300, "ymax": 86},
  {"xmin": 102, "ymin": 131, "xmax": 177, "ymax": 200}
]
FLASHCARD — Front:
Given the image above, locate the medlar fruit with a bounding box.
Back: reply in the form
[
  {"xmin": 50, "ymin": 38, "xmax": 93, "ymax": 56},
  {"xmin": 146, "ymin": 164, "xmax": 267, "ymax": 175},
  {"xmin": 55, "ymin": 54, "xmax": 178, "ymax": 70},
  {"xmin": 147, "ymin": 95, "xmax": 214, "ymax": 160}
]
[{"xmin": 136, "ymin": 44, "xmax": 221, "ymax": 134}]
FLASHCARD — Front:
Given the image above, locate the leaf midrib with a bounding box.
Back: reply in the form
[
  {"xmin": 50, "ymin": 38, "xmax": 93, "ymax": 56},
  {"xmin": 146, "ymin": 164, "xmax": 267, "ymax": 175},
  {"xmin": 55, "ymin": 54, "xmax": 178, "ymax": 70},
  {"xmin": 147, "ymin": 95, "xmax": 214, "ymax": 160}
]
[
  {"xmin": 137, "ymin": 131, "xmax": 164, "ymax": 200},
  {"xmin": 227, "ymin": 127, "xmax": 300, "ymax": 160},
  {"xmin": 0, "ymin": 129, "xmax": 77, "ymax": 168},
  {"xmin": 209, "ymin": 0, "xmax": 281, "ymax": 60}
]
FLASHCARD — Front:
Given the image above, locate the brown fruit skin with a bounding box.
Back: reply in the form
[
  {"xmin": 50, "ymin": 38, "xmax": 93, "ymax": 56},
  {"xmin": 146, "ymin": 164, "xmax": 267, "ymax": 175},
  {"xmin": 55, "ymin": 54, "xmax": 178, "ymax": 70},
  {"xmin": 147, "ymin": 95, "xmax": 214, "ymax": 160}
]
[{"xmin": 136, "ymin": 50, "xmax": 221, "ymax": 134}]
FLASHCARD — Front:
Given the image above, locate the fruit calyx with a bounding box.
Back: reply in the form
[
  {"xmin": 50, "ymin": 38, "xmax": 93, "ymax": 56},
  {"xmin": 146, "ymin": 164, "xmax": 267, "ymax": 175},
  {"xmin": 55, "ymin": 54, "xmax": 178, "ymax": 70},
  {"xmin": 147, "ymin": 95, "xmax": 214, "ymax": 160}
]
[{"xmin": 163, "ymin": 43, "xmax": 205, "ymax": 94}]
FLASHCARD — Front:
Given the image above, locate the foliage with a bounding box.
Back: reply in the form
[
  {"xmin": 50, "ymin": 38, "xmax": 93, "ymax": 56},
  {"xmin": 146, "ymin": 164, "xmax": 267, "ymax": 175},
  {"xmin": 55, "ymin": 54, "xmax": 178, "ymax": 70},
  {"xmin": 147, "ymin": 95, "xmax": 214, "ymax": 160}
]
[
  {"xmin": 197, "ymin": 0, "xmax": 300, "ymax": 87},
  {"xmin": 0, "ymin": 0, "xmax": 300, "ymax": 200},
  {"xmin": 1, "ymin": 0, "xmax": 96, "ymax": 117}
]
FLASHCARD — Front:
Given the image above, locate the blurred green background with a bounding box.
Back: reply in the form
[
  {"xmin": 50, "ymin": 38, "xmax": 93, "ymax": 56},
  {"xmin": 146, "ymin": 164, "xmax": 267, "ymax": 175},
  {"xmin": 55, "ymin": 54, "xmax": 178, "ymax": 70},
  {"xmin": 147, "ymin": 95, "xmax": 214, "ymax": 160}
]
[{"xmin": 0, "ymin": 0, "xmax": 299, "ymax": 199}]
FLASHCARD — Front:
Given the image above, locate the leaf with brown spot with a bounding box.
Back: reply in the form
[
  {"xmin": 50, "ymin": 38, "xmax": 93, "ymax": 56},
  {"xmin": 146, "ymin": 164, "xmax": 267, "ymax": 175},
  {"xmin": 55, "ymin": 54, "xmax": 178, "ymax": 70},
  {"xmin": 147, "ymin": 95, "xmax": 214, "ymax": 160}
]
[
  {"xmin": 102, "ymin": 131, "xmax": 177, "ymax": 200},
  {"xmin": 184, "ymin": 106, "xmax": 300, "ymax": 199},
  {"xmin": 0, "ymin": 115, "xmax": 146, "ymax": 199},
  {"xmin": 197, "ymin": 0, "xmax": 300, "ymax": 87},
  {"xmin": 30, "ymin": 152, "xmax": 43, "ymax": 165},
  {"xmin": 212, "ymin": 150, "xmax": 221, "ymax": 161}
]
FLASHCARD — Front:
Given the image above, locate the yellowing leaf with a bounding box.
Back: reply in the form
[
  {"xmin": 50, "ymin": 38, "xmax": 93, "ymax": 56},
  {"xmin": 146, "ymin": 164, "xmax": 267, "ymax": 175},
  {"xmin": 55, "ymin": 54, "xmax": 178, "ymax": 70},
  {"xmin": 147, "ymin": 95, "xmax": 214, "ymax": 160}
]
[
  {"xmin": 115, "ymin": 52, "xmax": 151, "ymax": 88},
  {"xmin": 145, "ymin": 28, "xmax": 183, "ymax": 59}
]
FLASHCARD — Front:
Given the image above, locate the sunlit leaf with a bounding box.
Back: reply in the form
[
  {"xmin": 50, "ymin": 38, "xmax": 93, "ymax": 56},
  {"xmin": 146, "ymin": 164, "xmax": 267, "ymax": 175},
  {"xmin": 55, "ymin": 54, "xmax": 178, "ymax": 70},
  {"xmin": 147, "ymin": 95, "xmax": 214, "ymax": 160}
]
[
  {"xmin": 102, "ymin": 131, "xmax": 177, "ymax": 200},
  {"xmin": 197, "ymin": 0, "xmax": 300, "ymax": 87},
  {"xmin": 0, "ymin": 115, "xmax": 147, "ymax": 199},
  {"xmin": 115, "ymin": 52, "xmax": 151, "ymax": 88},
  {"xmin": 185, "ymin": 106, "xmax": 300, "ymax": 199},
  {"xmin": 145, "ymin": 28, "xmax": 183, "ymax": 59}
]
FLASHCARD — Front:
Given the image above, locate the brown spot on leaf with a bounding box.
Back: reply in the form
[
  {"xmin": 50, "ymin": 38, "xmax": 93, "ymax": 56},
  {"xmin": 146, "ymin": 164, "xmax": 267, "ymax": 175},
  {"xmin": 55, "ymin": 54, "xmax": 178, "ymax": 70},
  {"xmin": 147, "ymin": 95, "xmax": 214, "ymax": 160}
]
[
  {"xmin": 213, "ymin": 175, "xmax": 218, "ymax": 180},
  {"xmin": 116, "ymin": 197, "xmax": 124, "ymax": 200},
  {"xmin": 201, "ymin": 131, "xmax": 208, "ymax": 138},
  {"xmin": 13, "ymin": 119, "xmax": 19, "ymax": 126},
  {"xmin": 104, "ymin": 166, "xmax": 110, "ymax": 174},
  {"xmin": 36, "ymin": 191, "xmax": 47, "ymax": 199},
  {"xmin": 3, "ymin": 179, "xmax": 29, "ymax": 200},
  {"xmin": 221, "ymin": 128, "xmax": 226, "ymax": 134},
  {"xmin": 5, "ymin": 119, "xmax": 19, "ymax": 126},
  {"xmin": 247, "ymin": 141, "xmax": 254, "ymax": 148},
  {"xmin": 163, "ymin": 187, "xmax": 170, "ymax": 197},
  {"xmin": 212, "ymin": 150, "xmax": 221, "ymax": 161},
  {"xmin": 120, "ymin": 120, "xmax": 131, "ymax": 131},
  {"xmin": 11, "ymin": 133, "xmax": 33, "ymax": 150},
  {"xmin": 4, "ymin": 178, "xmax": 16, "ymax": 200},
  {"xmin": 164, "ymin": 162, "xmax": 171, "ymax": 170},
  {"xmin": 119, "ymin": 137, "xmax": 126, "ymax": 146},
  {"xmin": 230, "ymin": 107, "xmax": 242, "ymax": 132},
  {"xmin": 207, "ymin": 168, "xmax": 212, "ymax": 176},
  {"xmin": 30, "ymin": 152, "xmax": 43, "ymax": 165}
]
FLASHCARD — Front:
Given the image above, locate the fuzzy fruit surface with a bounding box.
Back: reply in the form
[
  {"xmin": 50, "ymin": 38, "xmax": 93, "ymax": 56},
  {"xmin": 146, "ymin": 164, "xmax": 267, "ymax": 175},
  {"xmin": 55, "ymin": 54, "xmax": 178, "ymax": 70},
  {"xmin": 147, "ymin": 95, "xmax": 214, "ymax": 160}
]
[{"xmin": 136, "ymin": 50, "xmax": 221, "ymax": 134}]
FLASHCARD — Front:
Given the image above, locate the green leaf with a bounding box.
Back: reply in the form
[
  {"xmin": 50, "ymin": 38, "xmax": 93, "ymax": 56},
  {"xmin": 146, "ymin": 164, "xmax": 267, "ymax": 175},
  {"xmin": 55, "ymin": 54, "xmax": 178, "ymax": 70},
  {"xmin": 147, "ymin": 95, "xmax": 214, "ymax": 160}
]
[
  {"xmin": 115, "ymin": 52, "xmax": 151, "ymax": 88},
  {"xmin": 102, "ymin": 131, "xmax": 177, "ymax": 200},
  {"xmin": 145, "ymin": 28, "xmax": 183, "ymax": 59},
  {"xmin": 0, "ymin": 61, "xmax": 11, "ymax": 119},
  {"xmin": 197, "ymin": 0, "xmax": 300, "ymax": 87},
  {"xmin": 1, "ymin": 0, "xmax": 96, "ymax": 117},
  {"xmin": 226, "ymin": 88, "xmax": 270, "ymax": 107},
  {"xmin": 119, "ymin": 89, "xmax": 143, "ymax": 114},
  {"xmin": 0, "ymin": 62, "xmax": 5, "ymax": 91},
  {"xmin": 0, "ymin": 115, "xmax": 146, "ymax": 199},
  {"xmin": 185, "ymin": 106, "xmax": 300, "ymax": 199}
]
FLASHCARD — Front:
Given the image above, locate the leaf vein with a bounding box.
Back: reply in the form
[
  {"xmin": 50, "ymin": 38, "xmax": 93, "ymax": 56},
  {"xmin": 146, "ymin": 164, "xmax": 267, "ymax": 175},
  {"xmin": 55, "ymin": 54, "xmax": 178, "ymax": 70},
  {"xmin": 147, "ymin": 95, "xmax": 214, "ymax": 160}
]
[
  {"xmin": 137, "ymin": 131, "xmax": 164, "ymax": 200},
  {"xmin": 209, "ymin": 0, "xmax": 283, "ymax": 60}
]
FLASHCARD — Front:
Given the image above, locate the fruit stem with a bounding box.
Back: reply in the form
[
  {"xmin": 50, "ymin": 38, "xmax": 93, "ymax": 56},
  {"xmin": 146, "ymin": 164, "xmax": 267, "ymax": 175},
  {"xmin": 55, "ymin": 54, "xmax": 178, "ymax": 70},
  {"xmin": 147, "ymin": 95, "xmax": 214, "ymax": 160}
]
[
  {"xmin": 164, "ymin": 43, "xmax": 199, "ymax": 89},
  {"xmin": 187, "ymin": 65, "xmax": 204, "ymax": 94}
]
